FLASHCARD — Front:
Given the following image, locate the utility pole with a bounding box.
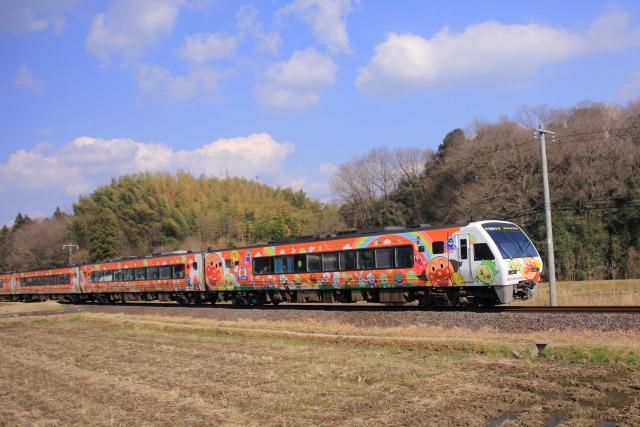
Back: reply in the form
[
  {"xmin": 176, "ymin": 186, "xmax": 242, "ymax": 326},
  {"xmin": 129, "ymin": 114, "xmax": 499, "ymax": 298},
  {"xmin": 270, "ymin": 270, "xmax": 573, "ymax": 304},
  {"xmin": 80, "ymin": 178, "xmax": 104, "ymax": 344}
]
[
  {"xmin": 534, "ymin": 125, "xmax": 558, "ymax": 306},
  {"xmin": 63, "ymin": 243, "xmax": 79, "ymax": 265}
]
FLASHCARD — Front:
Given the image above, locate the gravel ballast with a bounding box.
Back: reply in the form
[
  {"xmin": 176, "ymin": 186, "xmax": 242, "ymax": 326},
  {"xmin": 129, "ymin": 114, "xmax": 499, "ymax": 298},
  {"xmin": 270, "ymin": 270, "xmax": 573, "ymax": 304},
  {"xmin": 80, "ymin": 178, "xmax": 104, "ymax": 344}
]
[{"xmin": 81, "ymin": 304, "xmax": 640, "ymax": 333}]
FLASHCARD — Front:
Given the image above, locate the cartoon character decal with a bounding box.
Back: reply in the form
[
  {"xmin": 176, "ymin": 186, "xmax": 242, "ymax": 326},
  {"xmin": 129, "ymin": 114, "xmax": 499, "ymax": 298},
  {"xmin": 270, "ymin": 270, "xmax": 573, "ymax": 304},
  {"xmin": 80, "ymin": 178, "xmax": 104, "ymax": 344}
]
[
  {"xmin": 522, "ymin": 257, "xmax": 541, "ymax": 281},
  {"xmin": 426, "ymin": 256, "xmax": 460, "ymax": 287},
  {"xmin": 205, "ymin": 253, "xmax": 224, "ymax": 286},
  {"xmin": 475, "ymin": 260, "xmax": 499, "ymax": 286}
]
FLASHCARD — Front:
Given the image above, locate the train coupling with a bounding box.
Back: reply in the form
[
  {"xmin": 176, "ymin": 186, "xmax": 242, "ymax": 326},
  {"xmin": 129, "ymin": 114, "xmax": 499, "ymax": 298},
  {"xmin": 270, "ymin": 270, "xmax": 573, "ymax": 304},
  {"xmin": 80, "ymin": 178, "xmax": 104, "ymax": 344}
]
[{"xmin": 514, "ymin": 280, "xmax": 536, "ymax": 300}]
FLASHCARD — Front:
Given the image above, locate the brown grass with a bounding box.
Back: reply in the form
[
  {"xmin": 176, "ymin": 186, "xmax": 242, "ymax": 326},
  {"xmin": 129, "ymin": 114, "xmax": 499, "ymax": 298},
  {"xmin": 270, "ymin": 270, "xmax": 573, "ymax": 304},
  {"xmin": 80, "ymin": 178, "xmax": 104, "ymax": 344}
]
[
  {"xmin": 521, "ymin": 279, "xmax": 640, "ymax": 306},
  {"xmin": 0, "ymin": 307, "xmax": 639, "ymax": 426}
]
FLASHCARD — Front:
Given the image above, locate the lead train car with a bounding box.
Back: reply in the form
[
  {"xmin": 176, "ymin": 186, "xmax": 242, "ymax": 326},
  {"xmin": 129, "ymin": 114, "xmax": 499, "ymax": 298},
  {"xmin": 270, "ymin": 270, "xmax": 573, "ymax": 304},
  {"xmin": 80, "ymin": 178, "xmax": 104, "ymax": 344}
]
[
  {"xmin": 205, "ymin": 220, "xmax": 543, "ymax": 307},
  {"xmin": 0, "ymin": 220, "xmax": 542, "ymax": 308}
]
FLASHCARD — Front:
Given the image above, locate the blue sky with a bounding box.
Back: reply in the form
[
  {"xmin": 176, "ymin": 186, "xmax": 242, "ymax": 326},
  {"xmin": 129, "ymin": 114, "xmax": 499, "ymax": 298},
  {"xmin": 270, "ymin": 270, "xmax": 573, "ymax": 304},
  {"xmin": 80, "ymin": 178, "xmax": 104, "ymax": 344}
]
[{"xmin": 2, "ymin": 0, "xmax": 640, "ymax": 227}]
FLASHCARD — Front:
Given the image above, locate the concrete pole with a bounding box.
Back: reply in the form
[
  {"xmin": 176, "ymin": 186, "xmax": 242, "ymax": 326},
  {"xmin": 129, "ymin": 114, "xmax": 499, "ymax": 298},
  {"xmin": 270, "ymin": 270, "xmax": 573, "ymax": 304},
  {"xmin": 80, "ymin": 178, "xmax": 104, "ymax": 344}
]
[{"xmin": 535, "ymin": 125, "xmax": 558, "ymax": 306}]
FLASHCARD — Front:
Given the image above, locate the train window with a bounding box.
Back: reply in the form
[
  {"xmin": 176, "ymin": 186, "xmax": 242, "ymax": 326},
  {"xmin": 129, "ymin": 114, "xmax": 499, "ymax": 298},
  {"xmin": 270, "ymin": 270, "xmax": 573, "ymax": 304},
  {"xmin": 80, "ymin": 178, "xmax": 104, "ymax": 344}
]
[
  {"xmin": 159, "ymin": 265, "xmax": 172, "ymax": 279},
  {"xmin": 173, "ymin": 264, "xmax": 185, "ymax": 279},
  {"xmin": 225, "ymin": 260, "xmax": 232, "ymax": 268},
  {"xmin": 339, "ymin": 251, "xmax": 356, "ymax": 270},
  {"xmin": 357, "ymin": 249, "xmax": 374, "ymax": 270},
  {"xmin": 460, "ymin": 239, "xmax": 468, "ymax": 260},
  {"xmin": 147, "ymin": 267, "xmax": 159, "ymax": 280},
  {"xmin": 432, "ymin": 241, "xmax": 445, "ymax": 255},
  {"xmin": 135, "ymin": 268, "xmax": 146, "ymax": 281},
  {"xmin": 274, "ymin": 256, "xmax": 294, "ymax": 274},
  {"xmin": 104, "ymin": 271, "xmax": 114, "ymax": 282},
  {"xmin": 322, "ymin": 252, "xmax": 338, "ymax": 271},
  {"xmin": 306, "ymin": 254, "xmax": 321, "ymax": 272},
  {"xmin": 474, "ymin": 243, "xmax": 495, "ymax": 261},
  {"xmin": 113, "ymin": 270, "xmax": 124, "ymax": 281},
  {"xmin": 253, "ymin": 257, "xmax": 271, "ymax": 275},
  {"xmin": 123, "ymin": 269, "xmax": 135, "ymax": 281},
  {"xmin": 375, "ymin": 248, "xmax": 393, "ymax": 269},
  {"xmin": 294, "ymin": 254, "xmax": 306, "ymax": 272},
  {"xmin": 395, "ymin": 246, "xmax": 413, "ymax": 268},
  {"xmin": 274, "ymin": 257, "xmax": 284, "ymax": 273}
]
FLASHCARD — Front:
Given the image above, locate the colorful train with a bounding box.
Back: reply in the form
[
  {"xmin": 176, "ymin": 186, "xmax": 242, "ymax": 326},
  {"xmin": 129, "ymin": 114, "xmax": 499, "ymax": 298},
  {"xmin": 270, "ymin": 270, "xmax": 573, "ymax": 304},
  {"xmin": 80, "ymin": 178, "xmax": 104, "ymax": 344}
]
[{"xmin": 0, "ymin": 220, "xmax": 542, "ymax": 308}]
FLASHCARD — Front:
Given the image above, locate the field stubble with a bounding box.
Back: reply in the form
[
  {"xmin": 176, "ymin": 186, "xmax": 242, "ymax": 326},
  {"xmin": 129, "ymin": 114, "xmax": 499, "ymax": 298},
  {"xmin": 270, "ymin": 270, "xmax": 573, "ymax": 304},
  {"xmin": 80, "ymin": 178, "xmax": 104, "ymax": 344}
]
[{"xmin": 1, "ymin": 298, "xmax": 640, "ymax": 426}]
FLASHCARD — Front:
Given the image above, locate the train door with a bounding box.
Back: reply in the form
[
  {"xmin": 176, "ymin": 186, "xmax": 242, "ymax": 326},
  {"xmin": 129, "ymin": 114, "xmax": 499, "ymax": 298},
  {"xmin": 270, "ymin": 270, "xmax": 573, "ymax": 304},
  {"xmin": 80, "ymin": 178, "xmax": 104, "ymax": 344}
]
[{"xmin": 456, "ymin": 234, "xmax": 474, "ymax": 285}]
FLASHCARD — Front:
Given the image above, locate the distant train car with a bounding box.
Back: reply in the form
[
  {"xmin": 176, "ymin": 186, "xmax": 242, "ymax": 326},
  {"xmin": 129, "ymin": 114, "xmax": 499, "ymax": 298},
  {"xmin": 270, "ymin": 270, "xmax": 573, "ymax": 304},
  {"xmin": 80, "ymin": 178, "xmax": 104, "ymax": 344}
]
[
  {"xmin": 0, "ymin": 272, "xmax": 16, "ymax": 301},
  {"xmin": 9, "ymin": 266, "xmax": 80, "ymax": 302},
  {"xmin": 78, "ymin": 251, "xmax": 206, "ymax": 303},
  {"xmin": 204, "ymin": 220, "xmax": 542, "ymax": 307}
]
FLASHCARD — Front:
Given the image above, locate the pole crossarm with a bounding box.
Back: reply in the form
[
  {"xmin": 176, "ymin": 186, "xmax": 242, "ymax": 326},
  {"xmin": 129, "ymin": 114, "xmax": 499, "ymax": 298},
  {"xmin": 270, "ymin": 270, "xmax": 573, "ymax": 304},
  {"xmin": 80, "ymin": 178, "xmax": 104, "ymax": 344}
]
[{"xmin": 62, "ymin": 243, "xmax": 80, "ymax": 265}]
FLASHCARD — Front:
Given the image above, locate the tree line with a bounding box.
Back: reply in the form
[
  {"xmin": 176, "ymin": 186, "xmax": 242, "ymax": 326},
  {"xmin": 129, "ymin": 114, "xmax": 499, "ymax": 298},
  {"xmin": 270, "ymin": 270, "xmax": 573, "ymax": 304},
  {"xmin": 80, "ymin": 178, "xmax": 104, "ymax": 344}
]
[
  {"xmin": 1, "ymin": 100, "xmax": 639, "ymax": 280},
  {"xmin": 330, "ymin": 101, "xmax": 640, "ymax": 280}
]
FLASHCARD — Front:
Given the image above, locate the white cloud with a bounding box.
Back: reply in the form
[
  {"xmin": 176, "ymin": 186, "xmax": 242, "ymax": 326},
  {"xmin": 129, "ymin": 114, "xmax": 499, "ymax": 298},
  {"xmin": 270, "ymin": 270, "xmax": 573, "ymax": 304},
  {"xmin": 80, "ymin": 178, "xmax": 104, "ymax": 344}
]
[
  {"xmin": 255, "ymin": 48, "xmax": 336, "ymax": 110},
  {"xmin": 0, "ymin": 0, "xmax": 78, "ymax": 35},
  {"xmin": 86, "ymin": 0, "xmax": 184, "ymax": 65},
  {"xmin": 236, "ymin": 5, "xmax": 281, "ymax": 55},
  {"xmin": 615, "ymin": 71, "xmax": 640, "ymax": 101},
  {"xmin": 318, "ymin": 162, "xmax": 337, "ymax": 175},
  {"xmin": 135, "ymin": 63, "xmax": 232, "ymax": 101},
  {"xmin": 278, "ymin": 0, "xmax": 356, "ymax": 54},
  {"xmin": 356, "ymin": 9, "xmax": 640, "ymax": 96},
  {"xmin": 0, "ymin": 133, "xmax": 296, "ymax": 199},
  {"xmin": 178, "ymin": 32, "xmax": 238, "ymax": 63},
  {"xmin": 13, "ymin": 64, "xmax": 43, "ymax": 91}
]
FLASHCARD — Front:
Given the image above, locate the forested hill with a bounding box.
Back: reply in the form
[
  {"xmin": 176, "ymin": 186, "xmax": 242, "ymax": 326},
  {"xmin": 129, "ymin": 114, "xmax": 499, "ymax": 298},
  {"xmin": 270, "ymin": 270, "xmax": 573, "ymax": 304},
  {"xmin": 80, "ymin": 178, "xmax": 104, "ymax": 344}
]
[
  {"xmin": 331, "ymin": 101, "xmax": 640, "ymax": 280},
  {"xmin": 71, "ymin": 172, "xmax": 345, "ymax": 262},
  {"xmin": 2, "ymin": 100, "xmax": 639, "ymax": 281},
  {"xmin": 0, "ymin": 173, "xmax": 344, "ymax": 269}
]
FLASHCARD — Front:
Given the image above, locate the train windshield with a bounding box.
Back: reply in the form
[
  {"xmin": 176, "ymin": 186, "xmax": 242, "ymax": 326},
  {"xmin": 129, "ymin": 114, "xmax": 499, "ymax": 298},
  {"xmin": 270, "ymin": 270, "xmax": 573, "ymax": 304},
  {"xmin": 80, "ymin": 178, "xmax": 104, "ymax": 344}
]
[{"xmin": 482, "ymin": 222, "xmax": 539, "ymax": 259}]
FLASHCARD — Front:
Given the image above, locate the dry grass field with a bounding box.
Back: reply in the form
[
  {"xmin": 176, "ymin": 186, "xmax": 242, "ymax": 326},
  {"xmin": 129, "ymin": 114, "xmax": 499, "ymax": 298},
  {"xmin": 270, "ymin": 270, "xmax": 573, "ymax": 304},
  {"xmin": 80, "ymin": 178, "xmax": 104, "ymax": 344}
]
[
  {"xmin": 520, "ymin": 279, "xmax": 640, "ymax": 306},
  {"xmin": 1, "ymin": 298, "xmax": 639, "ymax": 426}
]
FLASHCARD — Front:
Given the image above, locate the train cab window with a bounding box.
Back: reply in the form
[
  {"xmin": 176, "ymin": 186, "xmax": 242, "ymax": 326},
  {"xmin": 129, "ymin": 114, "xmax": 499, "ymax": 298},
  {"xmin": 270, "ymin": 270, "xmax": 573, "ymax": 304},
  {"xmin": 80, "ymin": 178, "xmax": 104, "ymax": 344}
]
[
  {"xmin": 307, "ymin": 254, "xmax": 321, "ymax": 272},
  {"xmin": 474, "ymin": 243, "xmax": 495, "ymax": 261},
  {"xmin": 173, "ymin": 264, "xmax": 185, "ymax": 279},
  {"xmin": 135, "ymin": 268, "xmax": 146, "ymax": 281},
  {"xmin": 159, "ymin": 265, "xmax": 172, "ymax": 279},
  {"xmin": 253, "ymin": 257, "xmax": 272, "ymax": 275},
  {"xmin": 357, "ymin": 249, "xmax": 374, "ymax": 270},
  {"xmin": 375, "ymin": 248, "xmax": 393, "ymax": 269},
  {"xmin": 395, "ymin": 246, "xmax": 413, "ymax": 268},
  {"xmin": 432, "ymin": 241, "xmax": 445, "ymax": 255},
  {"xmin": 322, "ymin": 252, "xmax": 338, "ymax": 271},
  {"xmin": 147, "ymin": 266, "xmax": 159, "ymax": 280},
  {"xmin": 113, "ymin": 270, "xmax": 124, "ymax": 281},
  {"xmin": 339, "ymin": 251, "xmax": 356, "ymax": 270}
]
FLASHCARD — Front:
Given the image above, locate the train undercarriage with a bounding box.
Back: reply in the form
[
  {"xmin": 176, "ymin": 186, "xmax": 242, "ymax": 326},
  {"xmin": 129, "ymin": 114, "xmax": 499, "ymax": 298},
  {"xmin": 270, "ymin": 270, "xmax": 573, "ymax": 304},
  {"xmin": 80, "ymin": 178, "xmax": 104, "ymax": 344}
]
[{"xmin": 0, "ymin": 283, "xmax": 536, "ymax": 308}]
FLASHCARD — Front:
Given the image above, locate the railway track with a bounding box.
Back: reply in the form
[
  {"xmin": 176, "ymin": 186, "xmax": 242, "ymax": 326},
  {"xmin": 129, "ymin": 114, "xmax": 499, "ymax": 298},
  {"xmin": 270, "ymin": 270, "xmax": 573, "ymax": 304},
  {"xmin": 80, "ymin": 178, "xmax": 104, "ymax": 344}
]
[{"xmin": 61, "ymin": 301, "xmax": 640, "ymax": 314}]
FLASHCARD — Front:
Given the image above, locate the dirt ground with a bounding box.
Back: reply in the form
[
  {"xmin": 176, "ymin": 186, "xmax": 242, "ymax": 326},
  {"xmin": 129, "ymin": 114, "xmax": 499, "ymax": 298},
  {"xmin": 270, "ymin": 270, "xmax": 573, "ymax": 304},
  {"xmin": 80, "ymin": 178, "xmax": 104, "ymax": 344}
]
[{"xmin": 0, "ymin": 303, "xmax": 639, "ymax": 426}]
